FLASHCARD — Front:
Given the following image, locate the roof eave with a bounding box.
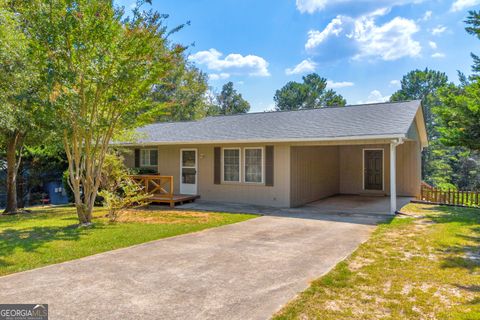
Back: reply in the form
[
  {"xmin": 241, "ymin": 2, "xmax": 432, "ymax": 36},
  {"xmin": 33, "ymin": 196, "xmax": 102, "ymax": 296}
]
[{"xmin": 115, "ymin": 134, "xmax": 407, "ymax": 147}]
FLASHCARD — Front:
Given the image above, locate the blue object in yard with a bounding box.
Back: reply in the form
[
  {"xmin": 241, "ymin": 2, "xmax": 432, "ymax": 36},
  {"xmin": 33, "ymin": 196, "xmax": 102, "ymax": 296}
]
[{"xmin": 46, "ymin": 181, "xmax": 69, "ymax": 205}]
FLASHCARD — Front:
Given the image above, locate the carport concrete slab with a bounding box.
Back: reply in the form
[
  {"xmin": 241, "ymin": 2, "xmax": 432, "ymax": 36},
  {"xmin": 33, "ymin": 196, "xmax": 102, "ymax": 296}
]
[
  {"xmin": 0, "ymin": 210, "xmax": 385, "ymax": 320},
  {"xmin": 304, "ymin": 195, "xmax": 413, "ymax": 215},
  {"xmin": 181, "ymin": 195, "xmax": 412, "ymax": 216}
]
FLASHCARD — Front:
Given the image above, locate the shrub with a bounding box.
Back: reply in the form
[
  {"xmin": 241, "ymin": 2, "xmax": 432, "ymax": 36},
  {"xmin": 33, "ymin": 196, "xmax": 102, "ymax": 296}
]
[{"xmin": 98, "ymin": 153, "xmax": 150, "ymax": 222}]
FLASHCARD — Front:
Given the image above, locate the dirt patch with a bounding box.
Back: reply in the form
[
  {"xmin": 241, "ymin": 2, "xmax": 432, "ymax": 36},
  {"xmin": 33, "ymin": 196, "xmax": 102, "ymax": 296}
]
[
  {"xmin": 401, "ymin": 284, "xmax": 413, "ymax": 295},
  {"xmin": 349, "ymin": 257, "xmax": 375, "ymax": 271},
  {"xmin": 324, "ymin": 301, "xmax": 341, "ymax": 311},
  {"xmin": 114, "ymin": 209, "xmax": 219, "ymax": 224},
  {"xmin": 383, "ymin": 281, "xmax": 391, "ymax": 294}
]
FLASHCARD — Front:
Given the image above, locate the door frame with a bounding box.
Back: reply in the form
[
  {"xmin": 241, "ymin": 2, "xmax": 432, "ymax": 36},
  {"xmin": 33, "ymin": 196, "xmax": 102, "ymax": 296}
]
[
  {"xmin": 362, "ymin": 148, "xmax": 384, "ymax": 191},
  {"xmin": 180, "ymin": 148, "xmax": 198, "ymax": 195}
]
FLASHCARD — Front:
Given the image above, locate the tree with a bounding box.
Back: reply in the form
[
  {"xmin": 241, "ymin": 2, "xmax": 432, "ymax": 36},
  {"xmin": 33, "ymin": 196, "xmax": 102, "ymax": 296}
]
[
  {"xmin": 216, "ymin": 82, "xmax": 250, "ymax": 115},
  {"xmin": 152, "ymin": 63, "xmax": 210, "ymax": 121},
  {"xmin": 466, "ymin": 10, "xmax": 480, "ymax": 78},
  {"xmin": 0, "ymin": 5, "xmax": 47, "ymax": 214},
  {"xmin": 435, "ymin": 11, "xmax": 480, "ymax": 190},
  {"xmin": 274, "ymin": 73, "xmax": 346, "ymax": 111},
  {"xmin": 390, "ymin": 69, "xmax": 448, "ymax": 137},
  {"xmin": 390, "ymin": 69, "xmax": 452, "ymax": 186},
  {"xmin": 437, "ymin": 80, "xmax": 480, "ymax": 151},
  {"xmin": 31, "ymin": 0, "xmax": 185, "ymax": 225},
  {"xmin": 274, "ymin": 82, "xmax": 308, "ymax": 111}
]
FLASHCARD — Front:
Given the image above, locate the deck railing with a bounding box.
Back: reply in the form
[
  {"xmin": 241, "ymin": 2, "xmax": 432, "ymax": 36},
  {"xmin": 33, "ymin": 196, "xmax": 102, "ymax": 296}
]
[
  {"xmin": 130, "ymin": 175, "xmax": 174, "ymax": 199},
  {"xmin": 420, "ymin": 182, "xmax": 480, "ymax": 208}
]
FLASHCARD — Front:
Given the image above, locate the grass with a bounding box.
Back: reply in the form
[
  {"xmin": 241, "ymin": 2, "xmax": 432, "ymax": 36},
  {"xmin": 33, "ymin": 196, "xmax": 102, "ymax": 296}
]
[
  {"xmin": 0, "ymin": 205, "xmax": 256, "ymax": 277},
  {"xmin": 274, "ymin": 203, "xmax": 480, "ymax": 320}
]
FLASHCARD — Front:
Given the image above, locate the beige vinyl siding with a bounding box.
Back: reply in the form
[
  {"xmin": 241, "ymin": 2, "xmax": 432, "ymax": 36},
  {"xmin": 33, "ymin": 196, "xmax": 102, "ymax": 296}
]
[
  {"xmin": 406, "ymin": 121, "xmax": 420, "ymax": 141},
  {"xmin": 339, "ymin": 142, "xmax": 421, "ymax": 197},
  {"xmin": 290, "ymin": 146, "xmax": 340, "ymax": 207},
  {"xmin": 339, "ymin": 144, "xmax": 390, "ymax": 195},
  {"xmin": 121, "ymin": 137, "xmax": 421, "ymax": 207},
  {"xmin": 125, "ymin": 143, "xmax": 291, "ymax": 207},
  {"xmin": 397, "ymin": 140, "xmax": 421, "ymax": 197}
]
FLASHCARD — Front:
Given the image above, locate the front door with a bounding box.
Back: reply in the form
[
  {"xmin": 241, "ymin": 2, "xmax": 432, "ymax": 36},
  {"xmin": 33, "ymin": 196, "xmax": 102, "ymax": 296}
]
[
  {"xmin": 364, "ymin": 150, "xmax": 383, "ymax": 191},
  {"xmin": 180, "ymin": 149, "xmax": 197, "ymax": 195}
]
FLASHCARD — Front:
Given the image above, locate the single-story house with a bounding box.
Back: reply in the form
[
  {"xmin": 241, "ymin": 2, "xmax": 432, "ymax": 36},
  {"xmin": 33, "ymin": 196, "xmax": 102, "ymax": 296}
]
[{"xmin": 120, "ymin": 100, "xmax": 428, "ymax": 214}]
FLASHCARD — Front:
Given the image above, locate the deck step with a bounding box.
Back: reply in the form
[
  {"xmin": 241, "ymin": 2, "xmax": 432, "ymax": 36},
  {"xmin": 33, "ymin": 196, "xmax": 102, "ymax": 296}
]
[{"xmin": 149, "ymin": 194, "xmax": 200, "ymax": 208}]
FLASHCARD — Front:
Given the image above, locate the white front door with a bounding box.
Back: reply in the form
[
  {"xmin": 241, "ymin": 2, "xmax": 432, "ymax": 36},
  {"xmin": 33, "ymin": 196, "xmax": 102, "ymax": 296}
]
[{"xmin": 180, "ymin": 149, "xmax": 198, "ymax": 195}]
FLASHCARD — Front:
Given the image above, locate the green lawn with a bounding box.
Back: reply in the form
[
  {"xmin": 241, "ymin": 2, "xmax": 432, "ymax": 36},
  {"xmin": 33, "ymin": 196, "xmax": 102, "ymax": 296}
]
[
  {"xmin": 274, "ymin": 203, "xmax": 480, "ymax": 320},
  {"xmin": 0, "ymin": 206, "xmax": 256, "ymax": 276}
]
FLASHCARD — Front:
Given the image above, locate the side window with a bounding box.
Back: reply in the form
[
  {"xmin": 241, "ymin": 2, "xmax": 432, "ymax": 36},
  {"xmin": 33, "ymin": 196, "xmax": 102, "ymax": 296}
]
[
  {"xmin": 149, "ymin": 150, "xmax": 158, "ymax": 166},
  {"xmin": 223, "ymin": 148, "xmax": 240, "ymax": 182},
  {"xmin": 140, "ymin": 149, "xmax": 158, "ymax": 166},
  {"xmin": 244, "ymin": 148, "xmax": 263, "ymax": 183}
]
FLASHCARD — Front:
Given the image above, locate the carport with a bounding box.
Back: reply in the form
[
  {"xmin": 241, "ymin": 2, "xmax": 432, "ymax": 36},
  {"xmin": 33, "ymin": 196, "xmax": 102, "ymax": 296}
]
[{"xmin": 289, "ymin": 141, "xmax": 422, "ymax": 214}]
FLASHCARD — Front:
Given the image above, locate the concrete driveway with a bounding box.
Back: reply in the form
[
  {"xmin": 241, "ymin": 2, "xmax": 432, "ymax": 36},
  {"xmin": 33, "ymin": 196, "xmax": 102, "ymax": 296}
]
[{"xmin": 0, "ymin": 211, "xmax": 385, "ymax": 320}]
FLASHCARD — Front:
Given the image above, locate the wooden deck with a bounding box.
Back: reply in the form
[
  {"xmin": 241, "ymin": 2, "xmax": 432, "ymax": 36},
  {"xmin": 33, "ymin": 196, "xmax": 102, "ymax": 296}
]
[
  {"xmin": 150, "ymin": 194, "xmax": 200, "ymax": 207},
  {"xmin": 130, "ymin": 175, "xmax": 199, "ymax": 208}
]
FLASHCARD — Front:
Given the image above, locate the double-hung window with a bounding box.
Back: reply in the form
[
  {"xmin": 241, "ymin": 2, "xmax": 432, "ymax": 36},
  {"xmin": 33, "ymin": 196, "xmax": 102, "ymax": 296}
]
[
  {"xmin": 222, "ymin": 147, "xmax": 264, "ymax": 184},
  {"xmin": 244, "ymin": 148, "xmax": 263, "ymax": 183},
  {"xmin": 140, "ymin": 149, "xmax": 158, "ymax": 167},
  {"xmin": 223, "ymin": 148, "xmax": 240, "ymax": 182}
]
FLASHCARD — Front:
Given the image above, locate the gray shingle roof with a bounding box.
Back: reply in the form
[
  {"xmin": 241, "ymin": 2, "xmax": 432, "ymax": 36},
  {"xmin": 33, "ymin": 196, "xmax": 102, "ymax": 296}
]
[{"xmin": 128, "ymin": 100, "xmax": 421, "ymax": 145}]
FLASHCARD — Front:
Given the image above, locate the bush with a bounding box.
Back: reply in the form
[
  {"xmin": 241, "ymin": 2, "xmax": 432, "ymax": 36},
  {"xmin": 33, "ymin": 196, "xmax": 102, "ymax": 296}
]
[
  {"xmin": 98, "ymin": 153, "xmax": 150, "ymax": 222},
  {"xmin": 130, "ymin": 167, "xmax": 158, "ymax": 175},
  {"xmin": 435, "ymin": 182, "xmax": 458, "ymax": 190}
]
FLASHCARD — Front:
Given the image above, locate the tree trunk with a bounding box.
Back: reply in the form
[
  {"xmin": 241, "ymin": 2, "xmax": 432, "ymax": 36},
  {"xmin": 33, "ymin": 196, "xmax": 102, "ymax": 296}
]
[
  {"xmin": 17, "ymin": 165, "xmax": 25, "ymax": 209},
  {"xmin": 75, "ymin": 204, "xmax": 89, "ymax": 224},
  {"xmin": 4, "ymin": 132, "xmax": 22, "ymax": 214}
]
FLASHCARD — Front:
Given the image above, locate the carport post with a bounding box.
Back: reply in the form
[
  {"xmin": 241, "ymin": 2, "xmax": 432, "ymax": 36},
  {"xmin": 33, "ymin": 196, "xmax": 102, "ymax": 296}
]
[{"xmin": 390, "ymin": 139, "xmax": 404, "ymax": 214}]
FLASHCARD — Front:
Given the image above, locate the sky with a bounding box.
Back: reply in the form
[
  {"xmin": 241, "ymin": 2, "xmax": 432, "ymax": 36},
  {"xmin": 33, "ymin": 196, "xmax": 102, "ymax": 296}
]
[{"xmin": 116, "ymin": 0, "xmax": 480, "ymax": 112}]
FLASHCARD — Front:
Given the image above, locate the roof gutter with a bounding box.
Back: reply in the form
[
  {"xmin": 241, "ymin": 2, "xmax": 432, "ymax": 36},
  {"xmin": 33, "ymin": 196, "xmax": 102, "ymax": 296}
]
[{"xmin": 115, "ymin": 133, "xmax": 407, "ymax": 147}]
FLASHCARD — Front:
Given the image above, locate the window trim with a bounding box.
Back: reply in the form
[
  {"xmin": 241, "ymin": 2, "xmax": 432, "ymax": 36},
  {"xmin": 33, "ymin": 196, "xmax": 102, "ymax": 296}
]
[
  {"xmin": 140, "ymin": 148, "xmax": 158, "ymax": 167},
  {"xmin": 243, "ymin": 147, "xmax": 264, "ymax": 184},
  {"xmin": 221, "ymin": 147, "xmax": 242, "ymax": 183}
]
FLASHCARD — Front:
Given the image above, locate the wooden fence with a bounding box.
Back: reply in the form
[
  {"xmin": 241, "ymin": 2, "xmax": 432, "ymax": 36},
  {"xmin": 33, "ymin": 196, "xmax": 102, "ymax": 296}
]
[{"xmin": 420, "ymin": 182, "xmax": 480, "ymax": 207}]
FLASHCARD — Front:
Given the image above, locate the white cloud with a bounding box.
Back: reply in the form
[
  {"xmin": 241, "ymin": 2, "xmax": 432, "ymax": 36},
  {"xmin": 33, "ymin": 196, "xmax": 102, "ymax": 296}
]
[
  {"xmin": 390, "ymin": 79, "xmax": 401, "ymax": 87},
  {"xmin": 326, "ymin": 80, "xmax": 355, "ymax": 88},
  {"xmin": 209, "ymin": 73, "xmax": 230, "ymax": 81},
  {"xmin": 296, "ymin": 0, "xmax": 328, "ymax": 13},
  {"xmin": 451, "ymin": 0, "xmax": 480, "ymax": 12},
  {"xmin": 296, "ymin": 0, "xmax": 425, "ymax": 14},
  {"xmin": 189, "ymin": 48, "xmax": 270, "ymax": 77},
  {"xmin": 352, "ymin": 14, "xmax": 421, "ymax": 60},
  {"xmin": 421, "ymin": 10, "xmax": 432, "ymax": 21},
  {"xmin": 431, "ymin": 25, "xmax": 447, "ymax": 35},
  {"xmin": 306, "ymin": 11, "xmax": 421, "ymax": 61},
  {"xmin": 285, "ymin": 59, "xmax": 317, "ymax": 75},
  {"xmin": 431, "ymin": 52, "xmax": 446, "ymax": 58},
  {"xmin": 306, "ymin": 16, "xmax": 344, "ymax": 50},
  {"xmin": 359, "ymin": 90, "xmax": 391, "ymax": 104},
  {"xmin": 429, "ymin": 41, "xmax": 437, "ymax": 49}
]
